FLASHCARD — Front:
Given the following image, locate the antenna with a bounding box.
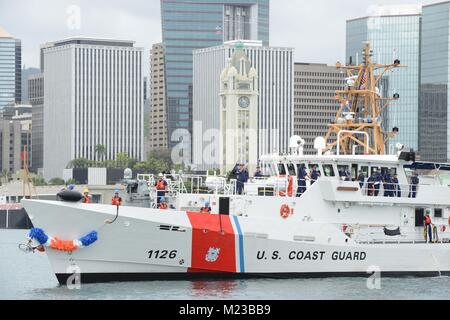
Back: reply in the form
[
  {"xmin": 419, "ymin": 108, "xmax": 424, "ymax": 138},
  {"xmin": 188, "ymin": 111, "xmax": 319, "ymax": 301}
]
[{"xmin": 323, "ymin": 42, "xmax": 406, "ymax": 155}]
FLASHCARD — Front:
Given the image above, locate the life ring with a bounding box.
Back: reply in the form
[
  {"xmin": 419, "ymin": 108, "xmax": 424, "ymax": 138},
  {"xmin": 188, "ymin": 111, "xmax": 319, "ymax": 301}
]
[
  {"xmin": 440, "ymin": 225, "xmax": 447, "ymax": 233},
  {"xmin": 448, "ymin": 216, "xmax": 450, "ymax": 226},
  {"xmin": 280, "ymin": 204, "xmax": 291, "ymax": 219}
]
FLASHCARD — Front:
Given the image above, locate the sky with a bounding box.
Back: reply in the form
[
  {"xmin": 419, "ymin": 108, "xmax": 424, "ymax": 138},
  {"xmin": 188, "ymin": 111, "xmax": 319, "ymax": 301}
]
[{"xmin": 0, "ymin": 0, "xmax": 442, "ymax": 76}]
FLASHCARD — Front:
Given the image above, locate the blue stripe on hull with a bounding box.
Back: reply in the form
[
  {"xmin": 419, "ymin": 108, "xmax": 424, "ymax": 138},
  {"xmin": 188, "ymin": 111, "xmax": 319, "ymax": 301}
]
[{"xmin": 232, "ymin": 215, "xmax": 245, "ymax": 272}]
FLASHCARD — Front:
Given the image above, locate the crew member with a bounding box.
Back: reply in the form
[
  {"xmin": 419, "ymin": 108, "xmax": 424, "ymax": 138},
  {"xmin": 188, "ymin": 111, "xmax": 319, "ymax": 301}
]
[
  {"xmin": 236, "ymin": 165, "xmax": 249, "ymax": 195},
  {"xmin": 373, "ymin": 170, "xmax": 382, "ymax": 196},
  {"xmin": 254, "ymin": 166, "xmax": 264, "ymax": 178},
  {"xmin": 155, "ymin": 173, "xmax": 168, "ymax": 205},
  {"xmin": 200, "ymin": 201, "xmax": 212, "ymax": 214},
  {"xmin": 111, "ymin": 189, "xmax": 122, "ymax": 206},
  {"xmin": 409, "ymin": 172, "xmax": 419, "ymax": 198},
  {"xmin": 424, "ymin": 211, "xmax": 433, "ymax": 243},
  {"xmin": 383, "ymin": 171, "xmax": 393, "ymax": 197},
  {"xmin": 82, "ymin": 187, "xmax": 92, "ymax": 203},
  {"xmin": 309, "ymin": 165, "xmax": 321, "ymax": 185},
  {"xmin": 357, "ymin": 170, "xmax": 366, "ymax": 190},
  {"xmin": 392, "ymin": 174, "xmax": 401, "ymax": 197},
  {"xmin": 159, "ymin": 197, "xmax": 168, "ymax": 210},
  {"xmin": 296, "ymin": 164, "xmax": 309, "ymax": 196}
]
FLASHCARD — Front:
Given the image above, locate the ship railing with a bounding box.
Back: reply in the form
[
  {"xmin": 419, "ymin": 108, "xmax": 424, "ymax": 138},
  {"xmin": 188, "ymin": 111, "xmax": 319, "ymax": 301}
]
[{"xmin": 359, "ymin": 182, "xmax": 422, "ymax": 199}]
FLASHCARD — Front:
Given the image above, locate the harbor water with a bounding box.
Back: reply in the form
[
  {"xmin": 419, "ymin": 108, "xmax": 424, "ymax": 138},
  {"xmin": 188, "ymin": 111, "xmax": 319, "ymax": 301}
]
[{"xmin": 1, "ymin": 229, "xmax": 450, "ymax": 300}]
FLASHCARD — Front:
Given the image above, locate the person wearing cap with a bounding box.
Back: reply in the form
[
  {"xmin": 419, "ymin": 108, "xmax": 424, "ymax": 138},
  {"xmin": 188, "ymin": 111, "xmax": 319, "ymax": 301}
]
[
  {"xmin": 200, "ymin": 201, "xmax": 212, "ymax": 214},
  {"xmin": 254, "ymin": 166, "xmax": 263, "ymax": 178},
  {"xmin": 82, "ymin": 187, "xmax": 92, "ymax": 203},
  {"xmin": 155, "ymin": 173, "xmax": 168, "ymax": 205},
  {"xmin": 111, "ymin": 189, "xmax": 122, "ymax": 206}
]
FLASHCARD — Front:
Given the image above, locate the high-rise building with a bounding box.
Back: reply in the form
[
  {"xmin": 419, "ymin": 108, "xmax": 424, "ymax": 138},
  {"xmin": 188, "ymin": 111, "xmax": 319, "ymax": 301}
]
[
  {"xmin": 0, "ymin": 26, "xmax": 21, "ymax": 109},
  {"xmin": 21, "ymin": 67, "xmax": 41, "ymax": 104},
  {"xmin": 42, "ymin": 37, "xmax": 144, "ymax": 180},
  {"xmin": 420, "ymin": 2, "xmax": 450, "ymax": 162},
  {"xmin": 193, "ymin": 40, "xmax": 293, "ymax": 170},
  {"xmin": 346, "ymin": 6, "xmax": 421, "ymax": 152},
  {"xmin": 29, "ymin": 73, "xmax": 44, "ymax": 173},
  {"xmin": 148, "ymin": 43, "xmax": 168, "ymax": 154},
  {"xmin": 0, "ymin": 104, "xmax": 32, "ymax": 173},
  {"xmin": 294, "ymin": 63, "xmax": 345, "ymax": 154},
  {"xmin": 160, "ymin": 0, "xmax": 270, "ymax": 151}
]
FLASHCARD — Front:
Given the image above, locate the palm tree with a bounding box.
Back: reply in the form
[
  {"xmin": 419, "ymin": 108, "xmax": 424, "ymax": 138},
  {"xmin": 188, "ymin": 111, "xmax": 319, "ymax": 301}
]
[{"xmin": 95, "ymin": 144, "xmax": 107, "ymax": 161}]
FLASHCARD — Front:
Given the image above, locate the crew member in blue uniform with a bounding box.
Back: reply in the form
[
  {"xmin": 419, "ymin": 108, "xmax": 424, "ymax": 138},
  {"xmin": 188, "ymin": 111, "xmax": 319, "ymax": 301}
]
[
  {"xmin": 409, "ymin": 171, "xmax": 419, "ymax": 198},
  {"xmin": 357, "ymin": 170, "xmax": 366, "ymax": 189},
  {"xmin": 392, "ymin": 174, "xmax": 401, "ymax": 197},
  {"xmin": 236, "ymin": 164, "xmax": 249, "ymax": 195},
  {"xmin": 309, "ymin": 165, "xmax": 321, "ymax": 185},
  {"xmin": 296, "ymin": 164, "xmax": 309, "ymax": 196},
  {"xmin": 383, "ymin": 171, "xmax": 393, "ymax": 197},
  {"xmin": 254, "ymin": 166, "xmax": 264, "ymax": 178}
]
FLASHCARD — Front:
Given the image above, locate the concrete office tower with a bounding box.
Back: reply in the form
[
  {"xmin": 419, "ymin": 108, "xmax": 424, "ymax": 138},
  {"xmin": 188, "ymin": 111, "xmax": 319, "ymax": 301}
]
[
  {"xmin": 0, "ymin": 104, "xmax": 32, "ymax": 173},
  {"xmin": 420, "ymin": 2, "xmax": 450, "ymax": 162},
  {"xmin": 148, "ymin": 43, "xmax": 168, "ymax": 154},
  {"xmin": 21, "ymin": 67, "xmax": 41, "ymax": 104},
  {"xmin": 0, "ymin": 26, "xmax": 22, "ymax": 109},
  {"xmin": 29, "ymin": 74, "xmax": 44, "ymax": 173},
  {"xmin": 193, "ymin": 40, "xmax": 293, "ymax": 170},
  {"xmin": 42, "ymin": 37, "xmax": 144, "ymax": 180},
  {"xmin": 294, "ymin": 63, "xmax": 345, "ymax": 154},
  {"xmin": 219, "ymin": 48, "xmax": 258, "ymax": 173},
  {"xmin": 346, "ymin": 5, "xmax": 421, "ymax": 152},
  {"xmin": 160, "ymin": 0, "xmax": 270, "ymax": 151}
]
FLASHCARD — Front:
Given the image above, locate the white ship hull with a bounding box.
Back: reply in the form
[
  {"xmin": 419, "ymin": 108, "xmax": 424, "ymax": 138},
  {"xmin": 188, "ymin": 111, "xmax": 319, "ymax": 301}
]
[{"xmin": 22, "ymin": 199, "xmax": 450, "ymax": 284}]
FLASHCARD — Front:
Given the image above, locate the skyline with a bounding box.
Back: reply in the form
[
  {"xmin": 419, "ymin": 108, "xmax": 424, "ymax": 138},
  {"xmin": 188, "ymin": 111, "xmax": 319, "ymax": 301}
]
[{"xmin": 0, "ymin": 0, "xmax": 441, "ymax": 74}]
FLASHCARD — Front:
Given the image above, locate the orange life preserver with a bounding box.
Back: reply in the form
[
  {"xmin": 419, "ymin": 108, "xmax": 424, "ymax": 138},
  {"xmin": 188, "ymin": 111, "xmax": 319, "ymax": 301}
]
[
  {"xmin": 441, "ymin": 225, "xmax": 447, "ymax": 233},
  {"xmin": 279, "ymin": 176, "xmax": 294, "ymax": 197},
  {"xmin": 160, "ymin": 203, "xmax": 168, "ymax": 210},
  {"xmin": 156, "ymin": 180, "xmax": 166, "ymax": 190},
  {"xmin": 448, "ymin": 216, "xmax": 450, "ymax": 226},
  {"xmin": 280, "ymin": 204, "xmax": 291, "ymax": 219}
]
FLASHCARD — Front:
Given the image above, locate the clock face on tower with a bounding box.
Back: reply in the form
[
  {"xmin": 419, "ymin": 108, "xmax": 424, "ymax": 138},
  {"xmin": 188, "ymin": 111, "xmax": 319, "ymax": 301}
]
[{"xmin": 238, "ymin": 96, "xmax": 250, "ymax": 108}]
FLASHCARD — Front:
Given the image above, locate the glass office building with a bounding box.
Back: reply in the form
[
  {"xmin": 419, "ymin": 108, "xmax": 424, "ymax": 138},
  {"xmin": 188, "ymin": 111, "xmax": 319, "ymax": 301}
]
[
  {"xmin": 346, "ymin": 10, "xmax": 421, "ymax": 152},
  {"xmin": 420, "ymin": 2, "xmax": 450, "ymax": 162},
  {"xmin": 0, "ymin": 27, "xmax": 21, "ymax": 109},
  {"xmin": 160, "ymin": 0, "xmax": 269, "ymax": 148}
]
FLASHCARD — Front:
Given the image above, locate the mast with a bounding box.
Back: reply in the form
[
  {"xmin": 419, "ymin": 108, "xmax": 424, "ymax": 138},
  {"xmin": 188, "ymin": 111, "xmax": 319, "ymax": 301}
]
[{"xmin": 323, "ymin": 42, "xmax": 404, "ymax": 155}]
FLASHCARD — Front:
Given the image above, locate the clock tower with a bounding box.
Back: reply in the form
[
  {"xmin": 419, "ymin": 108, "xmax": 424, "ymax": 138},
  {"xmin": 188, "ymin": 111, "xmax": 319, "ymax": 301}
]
[{"xmin": 219, "ymin": 45, "xmax": 258, "ymax": 174}]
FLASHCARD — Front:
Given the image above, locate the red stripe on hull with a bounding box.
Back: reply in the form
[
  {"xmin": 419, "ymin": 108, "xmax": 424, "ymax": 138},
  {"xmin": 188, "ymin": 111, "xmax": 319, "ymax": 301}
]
[{"xmin": 187, "ymin": 212, "xmax": 236, "ymax": 273}]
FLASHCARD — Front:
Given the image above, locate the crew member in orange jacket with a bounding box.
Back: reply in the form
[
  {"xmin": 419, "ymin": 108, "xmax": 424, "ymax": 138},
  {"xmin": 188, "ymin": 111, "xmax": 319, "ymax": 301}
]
[
  {"xmin": 155, "ymin": 173, "xmax": 168, "ymax": 206},
  {"xmin": 82, "ymin": 187, "xmax": 92, "ymax": 203},
  {"xmin": 111, "ymin": 189, "xmax": 122, "ymax": 206}
]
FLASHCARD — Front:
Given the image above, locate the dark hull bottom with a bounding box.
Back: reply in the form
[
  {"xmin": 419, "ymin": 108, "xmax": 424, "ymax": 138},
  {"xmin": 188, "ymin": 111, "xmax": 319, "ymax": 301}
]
[{"xmin": 56, "ymin": 271, "xmax": 450, "ymax": 285}]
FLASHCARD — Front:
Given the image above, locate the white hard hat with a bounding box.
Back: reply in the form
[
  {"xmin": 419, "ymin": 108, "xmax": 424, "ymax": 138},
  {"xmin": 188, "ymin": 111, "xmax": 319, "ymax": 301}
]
[{"xmin": 158, "ymin": 173, "xmax": 163, "ymax": 177}]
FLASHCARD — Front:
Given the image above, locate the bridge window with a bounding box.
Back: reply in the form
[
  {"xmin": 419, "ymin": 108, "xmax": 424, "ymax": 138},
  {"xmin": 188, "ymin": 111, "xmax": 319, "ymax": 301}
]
[
  {"xmin": 323, "ymin": 164, "xmax": 335, "ymax": 177},
  {"xmin": 287, "ymin": 163, "xmax": 296, "ymax": 176},
  {"xmin": 434, "ymin": 208, "xmax": 443, "ymax": 218},
  {"xmin": 278, "ymin": 163, "xmax": 286, "ymax": 176}
]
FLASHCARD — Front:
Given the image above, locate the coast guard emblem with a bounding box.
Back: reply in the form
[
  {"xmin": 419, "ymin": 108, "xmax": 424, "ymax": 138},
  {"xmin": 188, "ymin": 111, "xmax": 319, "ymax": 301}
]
[{"xmin": 205, "ymin": 247, "xmax": 220, "ymax": 262}]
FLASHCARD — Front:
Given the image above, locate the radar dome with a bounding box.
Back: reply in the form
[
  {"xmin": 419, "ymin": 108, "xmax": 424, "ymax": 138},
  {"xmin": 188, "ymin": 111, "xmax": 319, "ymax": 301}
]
[{"xmin": 124, "ymin": 168, "xmax": 132, "ymax": 179}]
